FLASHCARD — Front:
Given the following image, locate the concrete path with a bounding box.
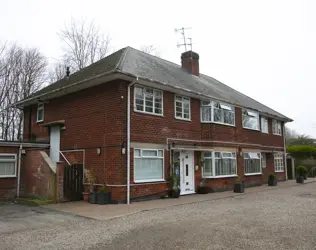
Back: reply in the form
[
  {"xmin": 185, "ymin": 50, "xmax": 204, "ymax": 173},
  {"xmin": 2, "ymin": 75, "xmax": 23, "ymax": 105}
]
[{"xmin": 43, "ymin": 179, "xmax": 316, "ymax": 220}]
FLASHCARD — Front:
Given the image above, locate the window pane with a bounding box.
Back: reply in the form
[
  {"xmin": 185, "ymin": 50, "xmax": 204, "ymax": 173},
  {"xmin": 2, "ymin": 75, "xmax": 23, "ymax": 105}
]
[
  {"xmin": 142, "ymin": 150, "xmax": 157, "ymax": 157},
  {"xmin": 158, "ymin": 150, "xmax": 163, "ymax": 157},
  {"xmin": 204, "ymin": 152, "xmax": 212, "ymax": 158},
  {"xmin": 201, "ymin": 106, "xmax": 212, "ymax": 122},
  {"xmin": 0, "ymin": 162, "xmax": 15, "ymax": 176},
  {"xmin": 220, "ymin": 104, "xmax": 232, "ymax": 111},
  {"xmin": 244, "ymin": 159, "xmax": 261, "ymax": 174},
  {"xmin": 203, "ymin": 158, "xmax": 212, "ymax": 176},
  {"xmin": 202, "ymin": 101, "xmax": 211, "ymax": 106},
  {"xmin": 215, "ymin": 152, "xmax": 221, "ymax": 158},
  {"xmin": 0, "ymin": 155, "xmax": 15, "ymax": 161},
  {"xmin": 214, "ymin": 108, "xmax": 222, "ymax": 122},
  {"xmin": 223, "ymin": 110, "xmax": 234, "ymax": 125},
  {"xmin": 134, "ymin": 149, "xmax": 141, "ymax": 157},
  {"xmin": 134, "ymin": 158, "xmax": 163, "ymax": 181}
]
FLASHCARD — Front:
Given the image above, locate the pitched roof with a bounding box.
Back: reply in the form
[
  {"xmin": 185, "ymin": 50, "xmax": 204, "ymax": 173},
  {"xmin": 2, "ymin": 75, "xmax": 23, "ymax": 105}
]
[{"xmin": 22, "ymin": 47, "xmax": 291, "ymax": 121}]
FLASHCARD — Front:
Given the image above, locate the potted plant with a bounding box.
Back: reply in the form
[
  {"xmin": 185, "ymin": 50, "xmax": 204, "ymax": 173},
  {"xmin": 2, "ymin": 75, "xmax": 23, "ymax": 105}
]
[
  {"xmin": 198, "ymin": 179, "xmax": 209, "ymax": 194},
  {"xmin": 268, "ymin": 173, "xmax": 277, "ymax": 186},
  {"xmin": 168, "ymin": 174, "xmax": 180, "ymax": 198},
  {"xmin": 83, "ymin": 169, "xmax": 97, "ymax": 203},
  {"xmin": 98, "ymin": 184, "xmax": 111, "ymax": 205},
  {"xmin": 296, "ymin": 166, "xmax": 307, "ymax": 184},
  {"xmin": 233, "ymin": 176, "xmax": 244, "ymax": 193}
]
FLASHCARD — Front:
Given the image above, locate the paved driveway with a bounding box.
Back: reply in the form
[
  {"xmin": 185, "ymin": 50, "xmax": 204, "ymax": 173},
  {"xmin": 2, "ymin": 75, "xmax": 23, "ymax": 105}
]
[{"xmin": 1, "ymin": 182, "xmax": 316, "ymax": 249}]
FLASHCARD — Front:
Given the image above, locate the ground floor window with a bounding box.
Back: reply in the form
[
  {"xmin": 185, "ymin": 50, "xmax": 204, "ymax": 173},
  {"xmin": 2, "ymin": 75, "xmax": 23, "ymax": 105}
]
[
  {"xmin": 274, "ymin": 154, "xmax": 284, "ymax": 172},
  {"xmin": 261, "ymin": 153, "xmax": 267, "ymax": 168},
  {"xmin": 202, "ymin": 151, "xmax": 237, "ymax": 178},
  {"xmin": 244, "ymin": 152, "xmax": 261, "ymax": 175},
  {"xmin": 134, "ymin": 149, "xmax": 164, "ymax": 182},
  {"xmin": 0, "ymin": 154, "xmax": 17, "ymax": 177}
]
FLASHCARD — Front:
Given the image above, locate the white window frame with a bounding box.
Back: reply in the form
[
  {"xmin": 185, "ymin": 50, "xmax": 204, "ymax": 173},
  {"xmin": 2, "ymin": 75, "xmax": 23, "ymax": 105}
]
[
  {"xmin": 272, "ymin": 120, "xmax": 282, "ymax": 136},
  {"xmin": 174, "ymin": 95, "xmax": 191, "ymax": 121},
  {"xmin": 274, "ymin": 153, "xmax": 284, "ymax": 172},
  {"xmin": 134, "ymin": 86, "xmax": 163, "ymax": 116},
  {"xmin": 37, "ymin": 103, "xmax": 44, "ymax": 122},
  {"xmin": 244, "ymin": 152, "xmax": 262, "ymax": 175},
  {"xmin": 242, "ymin": 109, "xmax": 260, "ymax": 130},
  {"xmin": 261, "ymin": 117, "xmax": 269, "ymax": 134},
  {"xmin": 200, "ymin": 100, "xmax": 235, "ymax": 126},
  {"xmin": 133, "ymin": 148, "xmax": 164, "ymax": 183},
  {"xmin": 0, "ymin": 154, "xmax": 17, "ymax": 178},
  {"xmin": 202, "ymin": 151, "xmax": 237, "ymax": 178}
]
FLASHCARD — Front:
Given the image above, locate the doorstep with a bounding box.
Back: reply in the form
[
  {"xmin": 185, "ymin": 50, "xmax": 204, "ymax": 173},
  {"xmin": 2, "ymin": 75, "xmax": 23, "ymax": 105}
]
[{"xmin": 42, "ymin": 179, "xmax": 316, "ymax": 221}]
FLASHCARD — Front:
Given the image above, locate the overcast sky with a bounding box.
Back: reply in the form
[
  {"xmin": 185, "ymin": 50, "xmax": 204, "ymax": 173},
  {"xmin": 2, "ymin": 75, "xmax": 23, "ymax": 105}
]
[{"xmin": 1, "ymin": 0, "xmax": 315, "ymax": 137}]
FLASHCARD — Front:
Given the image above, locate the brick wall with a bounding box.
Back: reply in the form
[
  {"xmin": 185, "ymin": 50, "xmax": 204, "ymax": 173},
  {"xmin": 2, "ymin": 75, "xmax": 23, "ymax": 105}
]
[
  {"xmin": 20, "ymin": 150, "xmax": 55, "ymax": 199},
  {"xmin": 23, "ymin": 80, "xmax": 286, "ymax": 202}
]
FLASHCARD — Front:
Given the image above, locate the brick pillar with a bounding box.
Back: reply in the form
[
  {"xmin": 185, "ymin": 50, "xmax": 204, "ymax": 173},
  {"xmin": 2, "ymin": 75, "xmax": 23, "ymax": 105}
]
[{"xmin": 56, "ymin": 162, "xmax": 65, "ymax": 203}]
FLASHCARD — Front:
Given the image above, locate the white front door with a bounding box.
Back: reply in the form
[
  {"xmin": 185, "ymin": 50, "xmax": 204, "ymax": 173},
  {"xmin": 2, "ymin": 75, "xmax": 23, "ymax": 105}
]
[
  {"xmin": 50, "ymin": 126, "xmax": 60, "ymax": 162},
  {"xmin": 179, "ymin": 151, "xmax": 195, "ymax": 195}
]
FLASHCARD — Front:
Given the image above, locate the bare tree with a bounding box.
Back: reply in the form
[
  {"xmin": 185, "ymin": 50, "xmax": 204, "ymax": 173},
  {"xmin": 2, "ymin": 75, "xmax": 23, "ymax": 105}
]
[
  {"xmin": 59, "ymin": 19, "xmax": 111, "ymax": 71},
  {"xmin": 0, "ymin": 43, "xmax": 47, "ymax": 140},
  {"xmin": 48, "ymin": 60, "xmax": 69, "ymax": 83},
  {"xmin": 140, "ymin": 45, "xmax": 161, "ymax": 57}
]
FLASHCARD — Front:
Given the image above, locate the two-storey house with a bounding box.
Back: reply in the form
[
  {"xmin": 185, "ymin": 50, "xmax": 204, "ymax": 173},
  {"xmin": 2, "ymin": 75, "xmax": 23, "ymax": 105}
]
[{"xmin": 15, "ymin": 47, "xmax": 292, "ymax": 203}]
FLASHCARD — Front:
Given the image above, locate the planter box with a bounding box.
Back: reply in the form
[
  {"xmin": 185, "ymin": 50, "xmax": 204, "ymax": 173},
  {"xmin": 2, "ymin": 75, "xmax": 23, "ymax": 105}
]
[
  {"xmin": 233, "ymin": 183, "xmax": 244, "ymax": 193},
  {"xmin": 88, "ymin": 192, "xmax": 98, "ymax": 204},
  {"xmin": 268, "ymin": 179, "xmax": 277, "ymax": 186},
  {"xmin": 296, "ymin": 176, "xmax": 304, "ymax": 184},
  {"xmin": 198, "ymin": 186, "xmax": 209, "ymax": 194},
  {"xmin": 168, "ymin": 189, "xmax": 180, "ymax": 198},
  {"xmin": 98, "ymin": 192, "xmax": 111, "ymax": 205}
]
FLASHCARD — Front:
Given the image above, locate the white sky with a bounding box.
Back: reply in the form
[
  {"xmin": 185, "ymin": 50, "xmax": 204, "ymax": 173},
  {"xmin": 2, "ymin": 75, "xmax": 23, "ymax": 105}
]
[{"xmin": 1, "ymin": 0, "xmax": 316, "ymax": 136}]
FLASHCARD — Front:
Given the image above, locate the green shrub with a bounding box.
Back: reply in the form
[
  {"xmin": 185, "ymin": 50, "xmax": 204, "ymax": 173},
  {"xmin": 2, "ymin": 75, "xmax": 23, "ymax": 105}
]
[
  {"xmin": 268, "ymin": 173, "xmax": 276, "ymax": 180},
  {"xmin": 296, "ymin": 166, "xmax": 307, "ymax": 177}
]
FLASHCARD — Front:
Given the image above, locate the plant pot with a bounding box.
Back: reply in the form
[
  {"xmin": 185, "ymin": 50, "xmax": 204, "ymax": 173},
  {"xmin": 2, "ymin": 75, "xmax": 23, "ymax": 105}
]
[
  {"xmin": 234, "ymin": 183, "xmax": 244, "ymax": 193},
  {"xmin": 88, "ymin": 192, "xmax": 98, "ymax": 204},
  {"xmin": 98, "ymin": 192, "xmax": 111, "ymax": 205},
  {"xmin": 268, "ymin": 179, "xmax": 277, "ymax": 186},
  {"xmin": 82, "ymin": 192, "xmax": 89, "ymax": 202},
  {"xmin": 296, "ymin": 176, "xmax": 304, "ymax": 184},
  {"xmin": 198, "ymin": 186, "xmax": 209, "ymax": 194},
  {"xmin": 171, "ymin": 189, "xmax": 180, "ymax": 198}
]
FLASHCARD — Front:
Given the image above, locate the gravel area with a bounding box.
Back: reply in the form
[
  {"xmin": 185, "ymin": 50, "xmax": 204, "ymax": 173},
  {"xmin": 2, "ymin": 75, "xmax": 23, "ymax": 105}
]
[{"xmin": 1, "ymin": 182, "xmax": 316, "ymax": 250}]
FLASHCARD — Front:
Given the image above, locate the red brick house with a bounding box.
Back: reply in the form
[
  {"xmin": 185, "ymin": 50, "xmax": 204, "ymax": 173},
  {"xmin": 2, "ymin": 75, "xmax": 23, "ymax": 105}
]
[{"xmin": 14, "ymin": 47, "xmax": 292, "ymax": 203}]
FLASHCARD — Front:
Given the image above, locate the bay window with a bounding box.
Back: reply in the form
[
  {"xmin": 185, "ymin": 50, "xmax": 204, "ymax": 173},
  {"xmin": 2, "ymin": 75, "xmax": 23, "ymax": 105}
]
[
  {"xmin": 274, "ymin": 154, "xmax": 284, "ymax": 172},
  {"xmin": 272, "ymin": 120, "xmax": 282, "ymax": 135},
  {"xmin": 243, "ymin": 109, "xmax": 259, "ymax": 130},
  {"xmin": 244, "ymin": 152, "xmax": 262, "ymax": 175},
  {"xmin": 134, "ymin": 149, "xmax": 164, "ymax": 182},
  {"xmin": 0, "ymin": 154, "xmax": 17, "ymax": 177},
  {"xmin": 201, "ymin": 101, "xmax": 235, "ymax": 126},
  {"xmin": 134, "ymin": 86, "xmax": 163, "ymax": 115},
  {"xmin": 175, "ymin": 95, "xmax": 190, "ymax": 120},
  {"xmin": 202, "ymin": 151, "xmax": 237, "ymax": 178}
]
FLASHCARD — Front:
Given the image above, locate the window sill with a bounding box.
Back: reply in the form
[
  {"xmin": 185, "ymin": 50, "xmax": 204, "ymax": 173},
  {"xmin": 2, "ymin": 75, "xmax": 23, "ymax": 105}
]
[
  {"xmin": 202, "ymin": 175, "xmax": 237, "ymax": 179},
  {"xmin": 261, "ymin": 131, "xmax": 269, "ymax": 134},
  {"xmin": 175, "ymin": 117, "xmax": 191, "ymax": 122},
  {"xmin": 243, "ymin": 127, "xmax": 260, "ymax": 132},
  {"xmin": 201, "ymin": 121, "xmax": 235, "ymax": 127},
  {"xmin": 134, "ymin": 110, "xmax": 164, "ymax": 117},
  {"xmin": 244, "ymin": 173, "xmax": 262, "ymax": 176},
  {"xmin": 0, "ymin": 175, "xmax": 17, "ymax": 178},
  {"xmin": 273, "ymin": 133, "xmax": 282, "ymax": 136},
  {"xmin": 275, "ymin": 170, "xmax": 284, "ymax": 173},
  {"xmin": 36, "ymin": 120, "xmax": 44, "ymax": 123},
  {"xmin": 134, "ymin": 179, "xmax": 165, "ymax": 183}
]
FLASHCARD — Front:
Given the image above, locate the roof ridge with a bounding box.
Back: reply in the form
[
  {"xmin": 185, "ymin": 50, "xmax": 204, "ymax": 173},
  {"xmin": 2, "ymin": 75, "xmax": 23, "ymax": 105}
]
[{"xmin": 115, "ymin": 46, "xmax": 130, "ymax": 70}]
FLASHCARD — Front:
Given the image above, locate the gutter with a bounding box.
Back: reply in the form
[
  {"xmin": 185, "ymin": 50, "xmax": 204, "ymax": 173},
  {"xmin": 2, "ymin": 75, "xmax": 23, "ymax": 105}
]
[
  {"xmin": 283, "ymin": 125, "xmax": 288, "ymax": 181},
  {"xmin": 127, "ymin": 77, "xmax": 139, "ymax": 204}
]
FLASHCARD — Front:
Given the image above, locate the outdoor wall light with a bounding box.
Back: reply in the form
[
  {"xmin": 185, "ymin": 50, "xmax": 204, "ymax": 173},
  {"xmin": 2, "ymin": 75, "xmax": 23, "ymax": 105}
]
[
  {"xmin": 96, "ymin": 147, "xmax": 101, "ymax": 156},
  {"xmin": 121, "ymin": 144, "xmax": 126, "ymax": 155}
]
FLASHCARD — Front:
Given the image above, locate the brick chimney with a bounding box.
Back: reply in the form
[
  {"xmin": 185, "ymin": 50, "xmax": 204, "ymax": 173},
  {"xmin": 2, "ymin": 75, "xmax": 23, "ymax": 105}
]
[{"xmin": 181, "ymin": 51, "xmax": 199, "ymax": 76}]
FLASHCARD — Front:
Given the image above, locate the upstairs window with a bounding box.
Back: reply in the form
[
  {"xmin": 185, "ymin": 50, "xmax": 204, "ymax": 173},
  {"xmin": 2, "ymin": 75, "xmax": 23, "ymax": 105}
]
[
  {"xmin": 243, "ymin": 109, "xmax": 259, "ymax": 130},
  {"xmin": 244, "ymin": 152, "xmax": 261, "ymax": 175},
  {"xmin": 201, "ymin": 101, "xmax": 235, "ymax": 126},
  {"xmin": 261, "ymin": 117, "xmax": 269, "ymax": 133},
  {"xmin": 175, "ymin": 95, "xmax": 190, "ymax": 120},
  {"xmin": 37, "ymin": 103, "xmax": 44, "ymax": 122},
  {"xmin": 134, "ymin": 86, "xmax": 163, "ymax": 115},
  {"xmin": 272, "ymin": 120, "xmax": 282, "ymax": 135}
]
